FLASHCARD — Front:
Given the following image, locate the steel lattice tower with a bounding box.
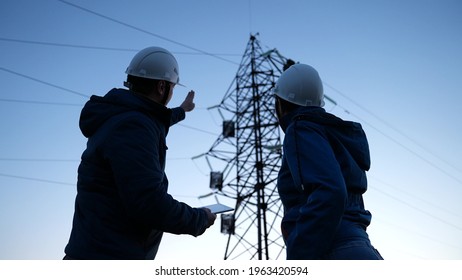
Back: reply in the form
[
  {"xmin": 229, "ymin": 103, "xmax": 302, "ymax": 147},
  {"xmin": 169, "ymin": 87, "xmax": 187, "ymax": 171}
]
[{"xmin": 198, "ymin": 34, "xmax": 295, "ymax": 260}]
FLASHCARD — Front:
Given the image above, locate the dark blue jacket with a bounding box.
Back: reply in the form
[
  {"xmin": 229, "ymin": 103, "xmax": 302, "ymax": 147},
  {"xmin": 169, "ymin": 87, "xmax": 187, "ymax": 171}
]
[
  {"xmin": 65, "ymin": 88, "xmax": 208, "ymax": 259},
  {"xmin": 277, "ymin": 106, "xmax": 372, "ymax": 259}
]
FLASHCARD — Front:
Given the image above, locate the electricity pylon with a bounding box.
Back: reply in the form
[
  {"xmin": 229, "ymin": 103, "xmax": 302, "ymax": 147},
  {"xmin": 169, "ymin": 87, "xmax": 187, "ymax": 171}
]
[{"xmin": 197, "ymin": 34, "xmax": 295, "ymax": 260}]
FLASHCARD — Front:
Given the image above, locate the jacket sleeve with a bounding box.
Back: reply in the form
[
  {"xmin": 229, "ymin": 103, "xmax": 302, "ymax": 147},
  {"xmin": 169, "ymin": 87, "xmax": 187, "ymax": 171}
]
[
  {"xmin": 170, "ymin": 107, "xmax": 186, "ymax": 126},
  {"xmin": 283, "ymin": 121, "xmax": 347, "ymax": 259},
  {"xmin": 103, "ymin": 113, "xmax": 208, "ymax": 236}
]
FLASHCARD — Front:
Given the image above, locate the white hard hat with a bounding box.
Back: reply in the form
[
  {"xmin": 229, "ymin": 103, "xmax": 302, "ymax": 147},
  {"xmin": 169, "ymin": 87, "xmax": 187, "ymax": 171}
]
[
  {"xmin": 125, "ymin": 47, "xmax": 181, "ymax": 85},
  {"xmin": 274, "ymin": 63, "xmax": 324, "ymax": 107}
]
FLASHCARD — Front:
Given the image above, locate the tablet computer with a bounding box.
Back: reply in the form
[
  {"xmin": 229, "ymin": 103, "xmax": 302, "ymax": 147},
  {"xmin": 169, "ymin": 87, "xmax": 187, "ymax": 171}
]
[{"xmin": 203, "ymin": 203, "xmax": 234, "ymax": 214}]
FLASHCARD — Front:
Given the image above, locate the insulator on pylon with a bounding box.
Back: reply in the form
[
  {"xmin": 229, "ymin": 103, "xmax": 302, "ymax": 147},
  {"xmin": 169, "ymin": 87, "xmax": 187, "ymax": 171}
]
[
  {"xmin": 221, "ymin": 214, "xmax": 235, "ymax": 235},
  {"xmin": 209, "ymin": 171, "xmax": 223, "ymax": 191},
  {"xmin": 223, "ymin": 120, "xmax": 235, "ymax": 138}
]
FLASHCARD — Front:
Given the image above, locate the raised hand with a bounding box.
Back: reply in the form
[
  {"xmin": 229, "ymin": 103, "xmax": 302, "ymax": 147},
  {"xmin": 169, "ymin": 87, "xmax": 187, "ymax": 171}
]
[{"xmin": 180, "ymin": 90, "xmax": 196, "ymax": 112}]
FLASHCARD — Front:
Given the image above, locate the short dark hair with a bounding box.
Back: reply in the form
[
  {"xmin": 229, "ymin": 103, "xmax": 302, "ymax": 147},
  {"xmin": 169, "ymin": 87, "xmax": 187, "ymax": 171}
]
[
  {"xmin": 276, "ymin": 95, "xmax": 301, "ymax": 114},
  {"xmin": 125, "ymin": 75, "xmax": 160, "ymax": 95}
]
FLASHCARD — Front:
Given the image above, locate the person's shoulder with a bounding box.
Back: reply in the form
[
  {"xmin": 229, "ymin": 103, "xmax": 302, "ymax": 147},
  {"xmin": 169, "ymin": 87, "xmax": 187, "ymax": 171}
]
[{"xmin": 107, "ymin": 111, "xmax": 163, "ymax": 135}]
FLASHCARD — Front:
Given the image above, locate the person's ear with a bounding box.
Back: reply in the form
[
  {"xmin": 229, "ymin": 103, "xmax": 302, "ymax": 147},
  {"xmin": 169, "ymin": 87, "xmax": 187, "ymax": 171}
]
[{"xmin": 156, "ymin": 80, "xmax": 166, "ymax": 96}]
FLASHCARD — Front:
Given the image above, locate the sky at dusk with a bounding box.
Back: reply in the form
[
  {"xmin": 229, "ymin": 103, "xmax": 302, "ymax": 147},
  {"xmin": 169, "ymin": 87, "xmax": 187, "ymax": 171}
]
[{"xmin": 1, "ymin": 0, "xmax": 461, "ymax": 260}]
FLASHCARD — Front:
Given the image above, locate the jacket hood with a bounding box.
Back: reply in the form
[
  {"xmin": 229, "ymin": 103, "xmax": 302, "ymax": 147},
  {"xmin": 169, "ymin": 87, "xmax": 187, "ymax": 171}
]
[
  {"xmin": 79, "ymin": 88, "xmax": 172, "ymax": 138},
  {"xmin": 280, "ymin": 106, "xmax": 370, "ymax": 171}
]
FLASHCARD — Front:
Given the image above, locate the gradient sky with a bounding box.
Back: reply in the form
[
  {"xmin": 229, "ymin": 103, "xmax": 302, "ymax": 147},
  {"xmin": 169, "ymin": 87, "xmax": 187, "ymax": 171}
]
[{"xmin": 1, "ymin": 0, "xmax": 461, "ymax": 260}]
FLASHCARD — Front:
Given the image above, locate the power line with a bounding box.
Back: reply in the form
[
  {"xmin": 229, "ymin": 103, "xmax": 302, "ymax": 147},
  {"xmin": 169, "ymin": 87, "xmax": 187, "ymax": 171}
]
[
  {"xmin": 369, "ymin": 175, "xmax": 462, "ymax": 220},
  {"xmin": 0, "ymin": 158, "xmax": 79, "ymax": 162},
  {"xmin": 323, "ymin": 83, "xmax": 462, "ymax": 186},
  {"xmin": 0, "ymin": 66, "xmax": 90, "ymax": 98},
  {"xmin": 325, "ymin": 82, "xmax": 462, "ymax": 177},
  {"xmin": 0, "ymin": 98, "xmax": 82, "ymax": 106},
  {"xmin": 0, "ymin": 67, "xmax": 221, "ymax": 136},
  {"xmin": 0, "ymin": 172, "xmax": 74, "ymax": 186},
  {"xmin": 177, "ymin": 123, "xmax": 219, "ymax": 136},
  {"xmin": 57, "ymin": 0, "xmax": 240, "ymax": 65},
  {"xmin": 0, "ymin": 157, "xmax": 196, "ymax": 162},
  {"xmin": 367, "ymin": 179, "xmax": 462, "ymax": 250},
  {"xmin": 373, "ymin": 216, "xmax": 462, "ymax": 255},
  {"xmin": 370, "ymin": 184, "xmax": 462, "ymax": 232},
  {"xmin": 0, "ymin": 37, "xmax": 139, "ymax": 52},
  {"xmin": 0, "ymin": 37, "xmax": 242, "ymax": 57},
  {"xmin": 0, "ymin": 171, "xmax": 201, "ymax": 201},
  {"xmin": 345, "ymin": 107, "xmax": 462, "ymax": 186}
]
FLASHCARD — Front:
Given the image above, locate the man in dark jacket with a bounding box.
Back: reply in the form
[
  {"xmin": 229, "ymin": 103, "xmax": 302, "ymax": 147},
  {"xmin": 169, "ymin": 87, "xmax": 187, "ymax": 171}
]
[
  {"xmin": 64, "ymin": 47, "xmax": 216, "ymax": 260},
  {"xmin": 274, "ymin": 63, "xmax": 382, "ymax": 260}
]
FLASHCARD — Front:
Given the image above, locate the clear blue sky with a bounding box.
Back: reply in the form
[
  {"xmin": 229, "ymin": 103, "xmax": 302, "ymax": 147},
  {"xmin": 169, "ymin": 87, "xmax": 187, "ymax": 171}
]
[{"xmin": 1, "ymin": 0, "xmax": 461, "ymax": 260}]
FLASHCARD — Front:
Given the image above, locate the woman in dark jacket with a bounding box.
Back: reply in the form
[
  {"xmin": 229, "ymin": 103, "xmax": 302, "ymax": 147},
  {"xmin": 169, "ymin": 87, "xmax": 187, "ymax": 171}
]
[{"xmin": 274, "ymin": 63, "xmax": 382, "ymax": 260}]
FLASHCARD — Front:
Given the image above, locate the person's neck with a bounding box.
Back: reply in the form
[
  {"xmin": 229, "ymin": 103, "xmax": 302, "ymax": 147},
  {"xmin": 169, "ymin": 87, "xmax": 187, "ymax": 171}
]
[{"xmin": 131, "ymin": 90, "xmax": 166, "ymax": 107}]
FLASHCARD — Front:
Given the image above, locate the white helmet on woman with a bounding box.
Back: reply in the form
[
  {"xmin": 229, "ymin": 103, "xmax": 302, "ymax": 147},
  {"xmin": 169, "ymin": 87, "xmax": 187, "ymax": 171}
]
[
  {"xmin": 274, "ymin": 63, "xmax": 324, "ymax": 107},
  {"xmin": 125, "ymin": 46, "xmax": 181, "ymax": 85}
]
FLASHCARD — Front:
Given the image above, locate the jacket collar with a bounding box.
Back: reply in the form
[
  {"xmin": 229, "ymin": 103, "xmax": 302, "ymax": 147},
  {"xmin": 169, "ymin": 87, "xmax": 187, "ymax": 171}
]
[{"xmin": 279, "ymin": 106, "xmax": 326, "ymax": 132}]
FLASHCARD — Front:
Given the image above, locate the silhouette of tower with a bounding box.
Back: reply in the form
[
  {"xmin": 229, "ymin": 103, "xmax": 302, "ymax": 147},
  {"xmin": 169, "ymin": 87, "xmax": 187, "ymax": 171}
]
[{"xmin": 198, "ymin": 34, "xmax": 295, "ymax": 259}]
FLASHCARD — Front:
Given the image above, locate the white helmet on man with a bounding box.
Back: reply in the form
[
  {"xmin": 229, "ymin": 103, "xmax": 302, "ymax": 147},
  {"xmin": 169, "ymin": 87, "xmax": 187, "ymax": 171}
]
[
  {"xmin": 125, "ymin": 46, "xmax": 181, "ymax": 85},
  {"xmin": 274, "ymin": 63, "xmax": 324, "ymax": 107}
]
